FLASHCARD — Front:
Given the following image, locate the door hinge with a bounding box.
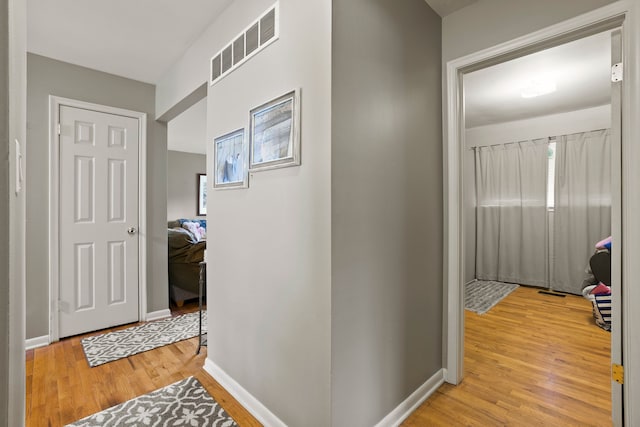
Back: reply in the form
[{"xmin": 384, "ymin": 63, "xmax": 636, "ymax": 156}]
[
  {"xmin": 612, "ymin": 363, "xmax": 624, "ymax": 384},
  {"xmin": 611, "ymin": 63, "xmax": 623, "ymax": 82},
  {"xmin": 57, "ymin": 123, "xmax": 61, "ymax": 135}
]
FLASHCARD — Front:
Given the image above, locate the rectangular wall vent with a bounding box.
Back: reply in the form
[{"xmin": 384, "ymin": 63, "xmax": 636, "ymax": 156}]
[
  {"xmin": 210, "ymin": 2, "xmax": 280, "ymax": 86},
  {"xmin": 246, "ymin": 23, "xmax": 259, "ymax": 56},
  {"xmin": 233, "ymin": 35, "xmax": 245, "ymax": 65}
]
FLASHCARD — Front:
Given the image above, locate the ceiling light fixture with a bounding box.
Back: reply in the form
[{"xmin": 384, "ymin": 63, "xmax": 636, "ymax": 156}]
[{"xmin": 520, "ymin": 78, "xmax": 557, "ymax": 98}]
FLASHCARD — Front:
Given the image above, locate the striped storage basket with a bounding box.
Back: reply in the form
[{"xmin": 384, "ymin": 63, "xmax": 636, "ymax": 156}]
[{"xmin": 592, "ymin": 293, "xmax": 611, "ymax": 331}]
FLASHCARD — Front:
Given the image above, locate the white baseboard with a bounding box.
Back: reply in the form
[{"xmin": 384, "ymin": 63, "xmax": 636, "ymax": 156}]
[
  {"xmin": 204, "ymin": 358, "xmax": 287, "ymax": 427},
  {"xmin": 374, "ymin": 368, "xmax": 445, "ymax": 427},
  {"xmin": 25, "ymin": 335, "xmax": 50, "ymax": 350},
  {"xmin": 145, "ymin": 309, "xmax": 171, "ymax": 322}
]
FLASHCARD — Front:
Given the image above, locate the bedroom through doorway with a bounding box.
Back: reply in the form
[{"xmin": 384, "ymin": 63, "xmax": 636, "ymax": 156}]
[{"xmin": 459, "ymin": 28, "xmax": 618, "ymax": 425}]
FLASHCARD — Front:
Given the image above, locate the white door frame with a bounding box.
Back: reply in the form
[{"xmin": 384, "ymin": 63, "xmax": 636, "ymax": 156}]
[
  {"xmin": 49, "ymin": 96, "xmax": 148, "ymax": 342},
  {"xmin": 442, "ymin": 1, "xmax": 639, "ymax": 425}
]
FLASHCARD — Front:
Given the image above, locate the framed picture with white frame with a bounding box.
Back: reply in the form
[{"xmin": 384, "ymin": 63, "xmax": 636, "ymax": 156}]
[
  {"xmin": 249, "ymin": 89, "xmax": 301, "ymax": 172},
  {"xmin": 213, "ymin": 128, "xmax": 249, "ymax": 190}
]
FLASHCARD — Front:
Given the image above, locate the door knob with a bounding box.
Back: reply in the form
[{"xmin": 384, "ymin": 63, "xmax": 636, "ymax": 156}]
[{"xmin": 127, "ymin": 227, "xmax": 137, "ymax": 235}]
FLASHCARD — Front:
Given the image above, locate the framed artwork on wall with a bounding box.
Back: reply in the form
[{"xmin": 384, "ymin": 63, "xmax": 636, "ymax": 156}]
[
  {"xmin": 197, "ymin": 173, "xmax": 207, "ymax": 216},
  {"xmin": 213, "ymin": 128, "xmax": 249, "ymax": 190},
  {"xmin": 249, "ymin": 89, "xmax": 301, "ymax": 171}
]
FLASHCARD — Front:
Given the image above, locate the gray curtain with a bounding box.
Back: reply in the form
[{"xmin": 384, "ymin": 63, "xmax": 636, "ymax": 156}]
[
  {"xmin": 475, "ymin": 139, "xmax": 549, "ymax": 287},
  {"xmin": 552, "ymin": 129, "xmax": 611, "ymax": 294}
]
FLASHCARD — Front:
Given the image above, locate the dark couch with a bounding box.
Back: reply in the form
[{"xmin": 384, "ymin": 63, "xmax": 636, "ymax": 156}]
[{"xmin": 168, "ymin": 220, "xmax": 206, "ymax": 305}]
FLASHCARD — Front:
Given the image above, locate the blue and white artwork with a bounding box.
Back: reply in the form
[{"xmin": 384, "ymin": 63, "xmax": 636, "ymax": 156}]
[{"xmin": 214, "ymin": 129, "xmax": 247, "ymax": 189}]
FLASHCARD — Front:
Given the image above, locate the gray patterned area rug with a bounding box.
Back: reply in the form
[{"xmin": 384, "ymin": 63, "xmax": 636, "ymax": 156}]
[
  {"xmin": 465, "ymin": 280, "xmax": 519, "ymax": 314},
  {"xmin": 66, "ymin": 376, "xmax": 237, "ymax": 427},
  {"xmin": 82, "ymin": 311, "xmax": 207, "ymax": 367}
]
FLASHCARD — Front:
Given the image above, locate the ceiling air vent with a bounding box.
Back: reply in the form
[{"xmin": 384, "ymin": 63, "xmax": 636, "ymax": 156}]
[{"xmin": 210, "ymin": 2, "xmax": 280, "ymax": 86}]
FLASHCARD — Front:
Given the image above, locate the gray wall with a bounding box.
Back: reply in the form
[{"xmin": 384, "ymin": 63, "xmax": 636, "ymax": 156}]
[
  {"xmin": 3, "ymin": 0, "xmax": 27, "ymax": 423},
  {"xmin": 331, "ymin": 0, "xmax": 442, "ymax": 425},
  {"xmin": 204, "ymin": 0, "xmax": 332, "ymax": 425},
  {"xmin": 167, "ymin": 150, "xmax": 206, "ymax": 221},
  {"xmin": 26, "ymin": 53, "xmax": 168, "ymax": 339}
]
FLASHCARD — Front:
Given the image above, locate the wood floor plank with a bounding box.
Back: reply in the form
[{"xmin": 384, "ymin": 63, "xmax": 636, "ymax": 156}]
[
  {"xmin": 26, "ymin": 302, "xmax": 260, "ymax": 427},
  {"xmin": 403, "ymin": 286, "xmax": 611, "ymax": 426}
]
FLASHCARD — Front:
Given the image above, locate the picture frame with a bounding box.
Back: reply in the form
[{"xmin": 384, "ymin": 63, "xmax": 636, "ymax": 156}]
[
  {"xmin": 197, "ymin": 173, "xmax": 207, "ymax": 216},
  {"xmin": 249, "ymin": 89, "xmax": 301, "ymax": 171},
  {"xmin": 213, "ymin": 128, "xmax": 249, "ymax": 190}
]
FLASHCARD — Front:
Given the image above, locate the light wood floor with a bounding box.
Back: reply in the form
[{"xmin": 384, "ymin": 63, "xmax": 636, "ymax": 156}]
[
  {"xmin": 27, "ymin": 288, "xmax": 611, "ymax": 426},
  {"xmin": 25, "ymin": 301, "xmax": 261, "ymax": 427},
  {"xmin": 403, "ymin": 286, "xmax": 612, "ymax": 426}
]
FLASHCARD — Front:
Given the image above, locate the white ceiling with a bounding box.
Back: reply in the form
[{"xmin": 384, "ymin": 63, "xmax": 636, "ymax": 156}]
[
  {"xmin": 424, "ymin": 0, "xmax": 477, "ymax": 17},
  {"xmin": 27, "ymin": 0, "xmax": 233, "ymax": 84},
  {"xmin": 168, "ymin": 98, "xmax": 207, "ymax": 155},
  {"xmin": 25, "ymin": 0, "xmax": 474, "ymax": 84},
  {"xmin": 28, "ymin": 1, "xmax": 610, "ymax": 142},
  {"xmin": 464, "ymin": 31, "xmax": 612, "ymax": 128}
]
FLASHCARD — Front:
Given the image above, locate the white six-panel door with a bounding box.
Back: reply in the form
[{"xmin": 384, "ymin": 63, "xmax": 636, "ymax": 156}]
[{"xmin": 58, "ymin": 105, "xmax": 140, "ymax": 337}]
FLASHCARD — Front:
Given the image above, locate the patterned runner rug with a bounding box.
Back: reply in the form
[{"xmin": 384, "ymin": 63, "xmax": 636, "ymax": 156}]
[
  {"xmin": 66, "ymin": 376, "xmax": 237, "ymax": 427},
  {"xmin": 81, "ymin": 311, "xmax": 207, "ymax": 367},
  {"xmin": 465, "ymin": 280, "xmax": 519, "ymax": 314}
]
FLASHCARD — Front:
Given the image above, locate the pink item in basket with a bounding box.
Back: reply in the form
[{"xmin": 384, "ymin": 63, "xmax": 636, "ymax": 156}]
[
  {"xmin": 590, "ymin": 282, "xmax": 611, "ymax": 295},
  {"xmin": 595, "ymin": 236, "xmax": 612, "ymax": 250}
]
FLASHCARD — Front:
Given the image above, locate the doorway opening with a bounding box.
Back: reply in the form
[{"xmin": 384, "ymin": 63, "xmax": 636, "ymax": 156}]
[
  {"xmin": 166, "ymin": 97, "xmax": 208, "ymax": 313},
  {"xmin": 443, "ymin": 10, "xmax": 627, "ymax": 426},
  {"xmin": 461, "ymin": 29, "xmax": 615, "ymax": 425}
]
